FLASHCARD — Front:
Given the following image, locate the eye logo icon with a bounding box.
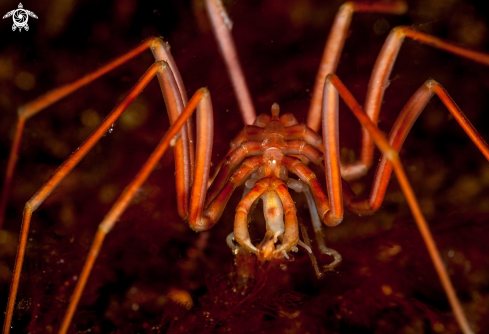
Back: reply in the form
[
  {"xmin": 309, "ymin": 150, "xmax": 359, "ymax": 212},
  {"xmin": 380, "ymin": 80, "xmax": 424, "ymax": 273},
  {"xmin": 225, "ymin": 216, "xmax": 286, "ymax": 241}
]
[{"xmin": 3, "ymin": 3, "xmax": 38, "ymax": 32}]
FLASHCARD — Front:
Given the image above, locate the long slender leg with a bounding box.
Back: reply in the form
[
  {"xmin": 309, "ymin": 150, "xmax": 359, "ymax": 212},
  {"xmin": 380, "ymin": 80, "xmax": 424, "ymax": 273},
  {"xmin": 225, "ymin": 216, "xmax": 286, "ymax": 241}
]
[
  {"xmin": 204, "ymin": 0, "xmax": 256, "ymax": 124},
  {"xmin": 2, "ymin": 61, "xmax": 177, "ymax": 334},
  {"xmin": 0, "ymin": 37, "xmax": 188, "ymax": 230},
  {"xmin": 306, "ymin": 0, "xmax": 408, "ymax": 132},
  {"xmin": 347, "ymin": 80, "xmax": 489, "ymax": 214},
  {"xmin": 151, "ymin": 39, "xmax": 195, "ymax": 186},
  {"xmin": 323, "ymin": 73, "xmax": 474, "ymax": 334},
  {"xmin": 322, "ymin": 81, "xmax": 344, "ymax": 226},
  {"xmin": 154, "ymin": 51, "xmax": 191, "ymax": 220},
  {"xmin": 355, "ymin": 26, "xmax": 489, "ymax": 176},
  {"xmin": 57, "ymin": 88, "xmax": 211, "ymax": 334}
]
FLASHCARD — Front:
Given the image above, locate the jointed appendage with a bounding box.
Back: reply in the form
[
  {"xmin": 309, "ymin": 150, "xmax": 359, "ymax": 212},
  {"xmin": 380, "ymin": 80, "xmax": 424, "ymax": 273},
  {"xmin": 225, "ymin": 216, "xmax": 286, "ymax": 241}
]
[
  {"xmin": 323, "ymin": 74, "xmax": 482, "ymax": 334},
  {"xmin": 2, "ymin": 38, "xmax": 205, "ymax": 334},
  {"xmin": 0, "ymin": 37, "xmax": 189, "ymax": 230},
  {"xmin": 3, "ymin": 0, "xmax": 489, "ymax": 333}
]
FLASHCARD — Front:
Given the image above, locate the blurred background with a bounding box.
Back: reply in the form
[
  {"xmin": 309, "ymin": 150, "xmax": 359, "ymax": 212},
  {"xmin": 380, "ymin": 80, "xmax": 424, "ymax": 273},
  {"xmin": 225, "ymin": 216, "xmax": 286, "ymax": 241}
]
[{"xmin": 1, "ymin": 0, "xmax": 489, "ymax": 332}]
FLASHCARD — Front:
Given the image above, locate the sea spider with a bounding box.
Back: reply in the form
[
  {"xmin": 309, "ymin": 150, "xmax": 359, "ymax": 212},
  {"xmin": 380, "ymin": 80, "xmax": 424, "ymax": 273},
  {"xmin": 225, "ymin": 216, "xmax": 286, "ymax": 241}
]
[{"xmin": 1, "ymin": 0, "xmax": 489, "ymax": 333}]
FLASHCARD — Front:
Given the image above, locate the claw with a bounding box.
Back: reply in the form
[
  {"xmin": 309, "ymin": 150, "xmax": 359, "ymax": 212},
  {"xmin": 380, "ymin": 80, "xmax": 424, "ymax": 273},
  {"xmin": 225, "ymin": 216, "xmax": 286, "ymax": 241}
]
[{"xmin": 257, "ymin": 230, "xmax": 283, "ymax": 261}]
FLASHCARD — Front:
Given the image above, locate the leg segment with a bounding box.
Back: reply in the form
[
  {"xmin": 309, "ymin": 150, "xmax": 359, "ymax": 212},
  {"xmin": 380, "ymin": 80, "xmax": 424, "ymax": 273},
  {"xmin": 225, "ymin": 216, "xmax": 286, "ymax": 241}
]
[
  {"xmin": 306, "ymin": 0, "xmax": 408, "ymax": 131},
  {"xmin": 348, "ymin": 80, "xmax": 489, "ymax": 214},
  {"xmin": 322, "ymin": 81, "xmax": 343, "ymax": 225},
  {"xmin": 154, "ymin": 47, "xmax": 193, "ymax": 220},
  {"xmin": 323, "ymin": 73, "xmax": 474, "ymax": 334},
  {"xmin": 204, "ymin": 0, "xmax": 256, "ymax": 124},
  {"xmin": 356, "ymin": 26, "xmax": 489, "ymax": 175},
  {"xmin": 0, "ymin": 37, "xmax": 187, "ymax": 230}
]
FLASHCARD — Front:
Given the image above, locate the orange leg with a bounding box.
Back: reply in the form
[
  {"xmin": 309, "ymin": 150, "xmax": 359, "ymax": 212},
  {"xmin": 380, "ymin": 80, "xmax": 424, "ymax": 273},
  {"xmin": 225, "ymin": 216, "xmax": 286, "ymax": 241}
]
[
  {"xmin": 204, "ymin": 0, "xmax": 256, "ymax": 125},
  {"xmin": 57, "ymin": 88, "xmax": 212, "ymax": 334},
  {"xmin": 323, "ymin": 73, "xmax": 475, "ymax": 334},
  {"xmin": 0, "ymin": 37, "xmax": 189, "ymax": 230},
  {"xmin": 322, "ymin": 78, "xmax": 344, "ymax": 226},
  {"xmin": 307, "ymin": 0, "xmax": 408, "ymax": 132},
  {"xmin": 346, "ymin": 80, "xmax": 489, "ymax": 215},
  {"xmin": 1, "ymin": 61, "xmax": 205, "ymax": 334},
  {"xmin": 355, "ymin": 26, "xmax": 489, "ymax": 178}
]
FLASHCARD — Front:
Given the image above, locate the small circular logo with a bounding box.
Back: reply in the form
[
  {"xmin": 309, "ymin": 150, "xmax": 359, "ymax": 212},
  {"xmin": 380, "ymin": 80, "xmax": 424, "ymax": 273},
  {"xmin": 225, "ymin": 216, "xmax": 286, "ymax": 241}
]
[
  {"xmin": 3, "ymin": 3, "xmax": 38, "ymax": 32},
  {"xmin": 14, "ymin": 10, "xmax": 28, "ymax": 26}
]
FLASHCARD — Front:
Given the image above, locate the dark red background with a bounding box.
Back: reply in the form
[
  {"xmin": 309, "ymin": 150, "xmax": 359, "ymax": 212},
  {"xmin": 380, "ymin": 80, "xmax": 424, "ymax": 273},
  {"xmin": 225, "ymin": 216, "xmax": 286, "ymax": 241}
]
[{"xmin": 1, "ymin": 0, "xmax": 489, "ymax": 332}]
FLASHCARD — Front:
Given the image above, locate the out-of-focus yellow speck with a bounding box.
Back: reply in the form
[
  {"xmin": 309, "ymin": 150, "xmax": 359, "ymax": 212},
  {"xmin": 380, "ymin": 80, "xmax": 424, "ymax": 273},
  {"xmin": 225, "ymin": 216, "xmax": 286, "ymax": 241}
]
[{"xmin": 381, "ymin": 285, "xmax": 392, "ymax": 296}]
